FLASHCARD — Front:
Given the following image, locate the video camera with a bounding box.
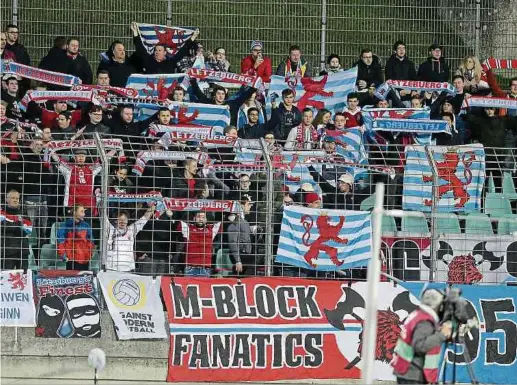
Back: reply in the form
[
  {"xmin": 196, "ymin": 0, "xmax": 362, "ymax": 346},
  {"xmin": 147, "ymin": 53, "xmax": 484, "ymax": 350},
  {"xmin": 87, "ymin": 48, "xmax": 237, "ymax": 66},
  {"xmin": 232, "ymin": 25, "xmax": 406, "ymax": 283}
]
[{"xmin": 440, "ymin": 287, "xmax": 479, "ymax": 330}]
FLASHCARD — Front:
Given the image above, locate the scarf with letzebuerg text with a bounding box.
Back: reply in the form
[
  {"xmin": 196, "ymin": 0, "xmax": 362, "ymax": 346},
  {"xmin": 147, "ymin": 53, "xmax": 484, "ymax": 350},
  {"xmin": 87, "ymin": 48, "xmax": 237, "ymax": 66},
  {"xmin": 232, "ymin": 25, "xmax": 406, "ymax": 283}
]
[
  {"xmin": 0, "ymin": 116, "xmax": 40, "ymax": 132},
  {"xmin": 163, "ymin": 197, "xmax": 241, "ymax": 213},
  {"xmin": 44, "ymin": 138, "xmax": 125, "ymax": 164},
  {"xmin": 149, "ymin": 123, "xmax": 214, "ymax": 138},
  {"xmin": 132, "ymin": 151, "xmax": 209, "ymax": 176},
  {"xmin": 184, "ymin": 68, "xmax": 265, "ymax": 92},
  {"xmin": 106, "ymin": 192, "xmax": 164, "ymax": 216},
  {"xmin": 462, "ymin": 96, "xmax": 517, "ymax": 110},
  {"xmin": 210, "ymin": 163, "xmax": 267, "ymax": 173},
  {"xmin": 374, "ymin": 79, "xmax": 456, "ymax": 100},
  {"xmin": 71, "ymin": 84, "xmax": 139, "ymax": 98},
  {"xmin": 1, "ymin": 61, "xmax": 81, "ymax": 87},
  {"xmin": 482, "ymin": 58, "xmax": 517, "ymax": 71},
  {"xmin": 157, "ymin": 130, "xmax": 234, "ymax": 149},
  {"xmin": 19, "ymin": 90, "xmax": 100, "ymax": 111},
  {"xmin": 372, "ymin": 118, "xmax": 450, "ymax": 134}
]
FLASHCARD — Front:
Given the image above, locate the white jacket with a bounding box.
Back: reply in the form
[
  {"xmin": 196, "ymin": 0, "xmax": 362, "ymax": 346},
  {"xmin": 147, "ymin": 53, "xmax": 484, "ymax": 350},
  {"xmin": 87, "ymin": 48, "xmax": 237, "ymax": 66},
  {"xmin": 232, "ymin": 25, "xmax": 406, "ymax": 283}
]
[{"xmin": 105, "ymin": 216, "xmax": 148, "ymax": 272}]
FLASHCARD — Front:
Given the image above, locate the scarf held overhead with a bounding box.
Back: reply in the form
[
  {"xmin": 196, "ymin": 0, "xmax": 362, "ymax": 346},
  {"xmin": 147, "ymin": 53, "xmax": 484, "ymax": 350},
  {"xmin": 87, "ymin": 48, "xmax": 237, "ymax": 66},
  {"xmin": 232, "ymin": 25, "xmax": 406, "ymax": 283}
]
[
  {"xmin": 1, "ymin": 61, "xmax": 81, "ymax": 87},
  {"xmin": 462, "ymin": 96, "xmax": 517, "ymax": 110},
  {"xmin": 375, "ymin": 80, "xmax": 456, "ymax": 100},
  {"xmin": 482, "ymin": 58, "xmax": 517, "ymax": 71},
  {"xmin": 163, "ymin": 198, "xmax": 239, "ymax": 213},
  {"xmin": 372, "ymin": 118, "xmax": 449, "ymax": 134},
  {"xmin": 19, "ymin": 90, "xmax": 100, "ymax": 110},
  {"xmin": 132, "ymin": 151, "xmax": 209, "ymax": 176},
  {"xmin": 185, "ymin": 68, "xmax": 264, "ymax": 92},
  {"xmin": 71, "ymin": 84, "xmax": 139, "ymax": 98}
]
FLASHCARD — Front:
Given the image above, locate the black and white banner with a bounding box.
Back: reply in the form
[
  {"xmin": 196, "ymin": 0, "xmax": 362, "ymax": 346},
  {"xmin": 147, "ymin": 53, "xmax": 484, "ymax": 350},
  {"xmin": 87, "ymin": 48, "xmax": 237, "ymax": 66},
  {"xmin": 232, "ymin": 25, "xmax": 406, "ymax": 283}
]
[{"xmin": 97, "ymin": 271, "xmax": 167, "ymax": 340}]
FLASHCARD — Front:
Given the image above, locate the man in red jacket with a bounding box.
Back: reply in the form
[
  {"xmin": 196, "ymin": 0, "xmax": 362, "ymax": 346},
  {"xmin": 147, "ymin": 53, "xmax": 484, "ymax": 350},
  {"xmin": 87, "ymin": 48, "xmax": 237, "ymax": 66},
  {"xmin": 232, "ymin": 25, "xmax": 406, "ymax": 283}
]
[
  {"xmin": 240, "ymin": 40, "xmax": 272, "ymax": 83},
  {"xmin": 177, "ymin": 211, "xmax": 221, "ymax": 277}
]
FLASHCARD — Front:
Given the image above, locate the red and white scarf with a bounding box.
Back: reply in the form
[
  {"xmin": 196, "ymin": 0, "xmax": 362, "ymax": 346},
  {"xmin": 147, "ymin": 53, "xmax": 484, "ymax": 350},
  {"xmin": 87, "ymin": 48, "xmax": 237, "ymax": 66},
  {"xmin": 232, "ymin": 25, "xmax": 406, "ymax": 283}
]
[
  {"xmin": 295, "ymin": 124, "xmax": 319, "ymax": 148},
  {"xmin": 482, "ymin": 58, "xmax": 517, "ymax": 71}
]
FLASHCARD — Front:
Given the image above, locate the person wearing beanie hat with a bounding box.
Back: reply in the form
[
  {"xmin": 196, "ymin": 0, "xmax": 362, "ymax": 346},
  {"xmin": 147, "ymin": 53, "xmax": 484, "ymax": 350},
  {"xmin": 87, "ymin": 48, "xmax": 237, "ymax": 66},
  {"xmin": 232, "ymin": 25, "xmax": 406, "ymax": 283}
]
[
  {"xmin": 417, "ymin": 43, "xmax": 450, "ymax": 82},
  {"xmin": 240, "ymin": 39, "xmax": 272, "ymax": 83},
  {"xmin": 321, "ymin": 54, "xmax": 342, "ymax": 75},
  {"xmin": 385, "ymin": 40, "xmax": 417, "ymax": 82},
  {"xmin": 304, "ymin": 192, "xmax": 322, "ymax": 209}
]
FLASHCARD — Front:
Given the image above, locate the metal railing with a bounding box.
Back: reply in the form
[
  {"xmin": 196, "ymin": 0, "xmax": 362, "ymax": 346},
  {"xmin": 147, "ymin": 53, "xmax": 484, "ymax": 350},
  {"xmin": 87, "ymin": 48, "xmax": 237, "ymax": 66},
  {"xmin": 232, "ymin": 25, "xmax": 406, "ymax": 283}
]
[
  {"xmin": 2, "ymin": 130, "xmax": 517, "ymax": 284},
  {"xmin": 1, "ymin": 0, "xmax": 516, "ymax": 78}
]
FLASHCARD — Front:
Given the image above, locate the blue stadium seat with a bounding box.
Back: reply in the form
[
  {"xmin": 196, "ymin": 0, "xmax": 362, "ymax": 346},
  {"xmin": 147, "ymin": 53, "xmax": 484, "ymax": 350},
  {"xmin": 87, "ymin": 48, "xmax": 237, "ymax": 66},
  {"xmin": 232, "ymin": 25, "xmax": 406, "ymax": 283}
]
[
  {"xmin": 497, "ymin": 214, "xmax": 517, "ymax": 235},
  {"xmin": 50, "ymin": 222, "xmax": 62, "ymax": 245},
  {"xmin": 484, "ymin": 193, "xmax": 512, "ymax": 217},
  {"xmin": 401, "ymin": 213, "xmax": 429, "ymax": 234},
  {"xmin": 359, "ymin": 194, "xmax": 375, "ymax": 211},
  {"xmin": 435, "ymin": 213, "xmax": 462, "ymax": 234},
  {"xmin": 381, "ymin": 215, "xmax": 398, "ymax": 233},
  {"xmin": 487, "ymin": 173, "xmax": 496, "ymax": 194},
  {"xmin": 502, "ymin": 172, "xmax": 517, "ymax": 200},
  {"xmin": 465, "ymin": 212, "xmax": 493, "ymax": 235}
]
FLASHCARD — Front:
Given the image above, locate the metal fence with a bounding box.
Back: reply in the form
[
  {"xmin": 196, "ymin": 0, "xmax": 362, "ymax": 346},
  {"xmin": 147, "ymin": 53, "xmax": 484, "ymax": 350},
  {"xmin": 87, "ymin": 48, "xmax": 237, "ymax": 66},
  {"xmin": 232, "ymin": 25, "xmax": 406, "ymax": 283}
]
[
  {"xmin": 1, "ymin": 0, "xmax": 516, "ymax": 77},
  {"xmin": 2, "ymin": 130, "xmax": 517, "ymax": 284}
]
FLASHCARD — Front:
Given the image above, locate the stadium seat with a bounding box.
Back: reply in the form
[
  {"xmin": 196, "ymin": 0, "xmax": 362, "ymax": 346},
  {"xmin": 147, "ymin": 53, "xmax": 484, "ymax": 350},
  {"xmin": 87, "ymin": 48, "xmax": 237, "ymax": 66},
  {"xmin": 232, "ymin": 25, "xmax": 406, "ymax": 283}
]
[
  {"xmin": 381, "ymin": 215, "xmax": 398, "ymax": 233},
  {"xmin": 215, "ymin": 248, "xmax": 233, "ymax": 277},
  {"xmin": 502, "ymin": 172, "xmax": 517, "ymax": 200},
  {"xmin": 497, "ymin": 214, "xmax": 517, "ymax": 235},
  {"xmin": 484, "ymin": 193, "xmax": 512, "ymax": 217},
  {"xmin": 39, "ymin": 244, "xmax": 59, "ymax": 269},
  {"xmin": 401, "ymin": 213, "xmax": 429, "ymax": 234},
  {"xmin": 487, "ymin": 173, "xmax": 496, "ymax": 194},
  {"xmin": 50, "ymin": 222, "xmax": 62, "ymax": 245},
  {"xmin": 89, "ymin": 248, "xmax": 101, "ymax": 272},
  {"xmin": 359, "ymin": 194, "xmax": 375, "ymax": 211},
  {"xmin": 435, "ymin": 213, "xmax": 462, "ymax": 234},
  {"xmin": 465, "ymin": 212, "xmax": 493, "ymax": 235}
]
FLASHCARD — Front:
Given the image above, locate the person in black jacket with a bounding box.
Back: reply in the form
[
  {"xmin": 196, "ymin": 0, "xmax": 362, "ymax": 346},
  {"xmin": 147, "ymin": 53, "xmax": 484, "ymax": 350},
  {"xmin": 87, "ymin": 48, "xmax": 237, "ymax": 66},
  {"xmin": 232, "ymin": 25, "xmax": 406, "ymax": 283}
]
[
  {"xmin": 130, "ymin": 22, "xmax": 197, "ymax": 74},
  {"xmin": 0, "ymin": 189, "xmax": 31, "ymax": 270},
  {"xmin": 170, "ymin": 158, "xmax": 200, "ymax": 198},
  {"xmin": 96, "ymin": 40, "xmax": 136, "ymax": 87},
  {"xmin": 385, "ymin": 41, "xmax": 417, "ymax": 81},
  {"xmin": 21, "ymin": 136, "xmax": 54, "ymax": 262},
  {"xmin": 107, "ymin": 106, "xmax": 145, "ymax": 157},
  {"xmin": 356, "ymin": 48, "xmax": 384, "ymax": 90},
  {"xmin": 39, "ymin": 36, "xmax": 69, "ymax": 75},
  {"xmin": 239, "ymin": 107, "xmax": 266, "ymax": 139},
  {"xmin": 80, "ymin": 105, "xmax": 111, "ymax": 136},
  {"xmin": 266, "ymin": 88, "xmax": 302, "ymax": 140},
  {"xmin": 65, "ymin": 38, "xmax": 93, "ymax": 84},
  {"xmin": 190, "ymin": 80, "xmax": 256, "ymax": 125},
  {"xmin": 417, "ymin": 44, "xmax": 450, "ymax": 82},
  {"xmin": 4, "ymin": 24, "xmax": 30, "ymax": 65}
]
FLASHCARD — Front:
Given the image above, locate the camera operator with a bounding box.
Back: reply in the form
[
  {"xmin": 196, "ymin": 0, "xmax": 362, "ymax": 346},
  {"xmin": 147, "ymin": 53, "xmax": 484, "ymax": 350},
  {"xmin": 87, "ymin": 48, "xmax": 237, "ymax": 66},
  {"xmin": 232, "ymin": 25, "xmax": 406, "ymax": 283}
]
[{"xmin": 391, "ymin": 289, "xmax": 452, "ymax": 384}]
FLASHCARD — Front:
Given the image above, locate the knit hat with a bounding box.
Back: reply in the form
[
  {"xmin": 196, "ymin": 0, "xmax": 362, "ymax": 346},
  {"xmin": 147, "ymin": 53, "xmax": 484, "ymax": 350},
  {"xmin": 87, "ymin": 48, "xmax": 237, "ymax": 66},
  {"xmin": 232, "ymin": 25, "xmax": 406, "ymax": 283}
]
[
  {"xmin": 305, "ymin": 192, "xmax": 321, "ymax": 204},
  {"xmin": 326, "ymin": 54, "xmax": 341, "ymax": 65},
  {"xmin": 250, "ymin": 40, "xmax": 263, "ymax": 51},
  {"xmin": 429, "ymin": 43, "xmax": 442, "ymax": 51},
  {"xmin": 338, "ymin": 173, "xmax": 354, "ymax": 186}
]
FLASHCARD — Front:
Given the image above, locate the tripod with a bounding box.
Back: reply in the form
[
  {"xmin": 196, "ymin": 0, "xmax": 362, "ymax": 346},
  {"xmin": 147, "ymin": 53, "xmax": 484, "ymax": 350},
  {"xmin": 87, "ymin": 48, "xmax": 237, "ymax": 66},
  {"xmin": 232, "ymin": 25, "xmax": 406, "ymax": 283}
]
[{"xmin": 441, "ymin": 323, "xmax": 479, "ymax": 384}]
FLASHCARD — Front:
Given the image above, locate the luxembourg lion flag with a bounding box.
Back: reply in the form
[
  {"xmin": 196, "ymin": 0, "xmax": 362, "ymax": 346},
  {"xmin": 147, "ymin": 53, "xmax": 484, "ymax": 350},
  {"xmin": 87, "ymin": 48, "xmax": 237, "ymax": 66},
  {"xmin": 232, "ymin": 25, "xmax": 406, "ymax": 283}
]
[
  {"xmin": 403, "ymin": 144, "xmax": 485, "ymax": 212},
  {"xmin": 275, "ymin": 206, "xmax": 372, "ymax": 271}
]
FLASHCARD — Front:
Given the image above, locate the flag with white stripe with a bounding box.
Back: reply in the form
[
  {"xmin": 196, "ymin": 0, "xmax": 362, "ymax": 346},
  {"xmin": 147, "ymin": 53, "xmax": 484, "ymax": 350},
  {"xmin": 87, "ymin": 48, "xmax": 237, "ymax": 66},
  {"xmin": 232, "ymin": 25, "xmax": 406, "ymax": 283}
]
[
  {"xmin": 403, "ymin": 144, "xmax": 485, "ymax": 212},
  {"xmin": 134, "ymin": 101, "xmax": 230, "ymax": 130},
  {"xmin": 266, "ymin": 67, "xmax": 358, "ymax": 118},
  {"xmin": 136, "ymin": 23, "xmax": 195, "ymax": 56},
  {"xmin": 125, "ymin": 73, "xmax": 187, "ymax": 99},
  {"xmin": 275, "ymin": 206, "xmax": 372, "ymax": 271}
]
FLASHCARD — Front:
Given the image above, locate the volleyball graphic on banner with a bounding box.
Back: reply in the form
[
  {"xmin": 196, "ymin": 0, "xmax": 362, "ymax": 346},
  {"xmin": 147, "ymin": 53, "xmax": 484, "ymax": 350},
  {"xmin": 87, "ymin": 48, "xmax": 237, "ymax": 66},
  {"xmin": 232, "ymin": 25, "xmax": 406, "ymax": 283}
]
[{"xmin": 112, "ymin": 279, "xmax": 141, "ymax": 306}]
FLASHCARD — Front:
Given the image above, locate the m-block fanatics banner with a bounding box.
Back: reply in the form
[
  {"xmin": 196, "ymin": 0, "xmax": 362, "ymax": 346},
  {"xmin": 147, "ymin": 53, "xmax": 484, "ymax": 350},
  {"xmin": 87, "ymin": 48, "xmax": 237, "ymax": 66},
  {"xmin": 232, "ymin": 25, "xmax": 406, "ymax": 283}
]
[
  {"xmin": 275, "ymin": 206, "xmax": 372, "ymax": 270},
  {"xmin": 35, "ymin": 270, "xmax": 101, "ymax": 338},
  {"xmin": 403, "ymin": 144, "xmax": 485, "ymax": 212},
  {"xmin": 161, "ymin": 278, "xmax": 517, "ymax": 384},
  {"xmin": 0, "ymin": 270, "xmax": 36, "ymax": 326},
  {"xmin": 97, "ymin": 271, "xmax": 167, "ymax": 340}
]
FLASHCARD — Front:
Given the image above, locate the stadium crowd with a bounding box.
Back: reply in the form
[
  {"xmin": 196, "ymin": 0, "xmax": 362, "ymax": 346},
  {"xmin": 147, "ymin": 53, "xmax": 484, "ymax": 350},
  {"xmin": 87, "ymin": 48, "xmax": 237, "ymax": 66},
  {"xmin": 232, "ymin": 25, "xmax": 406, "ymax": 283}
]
[{"xmin": 1, "ymin": 22, "xmax": 517, "ymax": 279}]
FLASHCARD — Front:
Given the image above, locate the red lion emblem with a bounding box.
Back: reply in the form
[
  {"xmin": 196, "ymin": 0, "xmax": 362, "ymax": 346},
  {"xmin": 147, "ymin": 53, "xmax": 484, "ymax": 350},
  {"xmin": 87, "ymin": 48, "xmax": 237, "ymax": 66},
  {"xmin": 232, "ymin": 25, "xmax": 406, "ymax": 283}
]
[
  {"xmin": 447, "ymin": 255, "xmax": 483, "ymax": 284},
  {"xmin": 154, "ymin": 27, "xmax": 186, "ymax": 53},
  {"xmin": 171, "ymin": 105, "xmax": 200, "ymax": 125},
  {"xmin": 8, "ymin": 272, "xmax": 27, "ymax": 291},
  {"xmin": 288, "ymin": 75, "xmax": 334, "ymax": 110},
  {"xmin": 356, "ymin": 309, "xmax": 402, "ymax": 364},
  {"xmin": 423, "ymin": 149, "xmax": 476, "ymax": 208},
  {"xmin": 301, "ymin": 214, "xmax": 348, "ymax": 267},
  {"xmin": 144, "ymin": 78, "xmax": 178, "ymax": 100}
]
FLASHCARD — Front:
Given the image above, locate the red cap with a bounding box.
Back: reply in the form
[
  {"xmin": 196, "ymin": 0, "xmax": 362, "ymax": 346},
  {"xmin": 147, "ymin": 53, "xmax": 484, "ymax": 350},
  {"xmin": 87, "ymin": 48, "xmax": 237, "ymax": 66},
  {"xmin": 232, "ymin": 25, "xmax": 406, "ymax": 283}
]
[{"xmin": 305, "ymin": 192, "xmax": 320, "ymax": 204}]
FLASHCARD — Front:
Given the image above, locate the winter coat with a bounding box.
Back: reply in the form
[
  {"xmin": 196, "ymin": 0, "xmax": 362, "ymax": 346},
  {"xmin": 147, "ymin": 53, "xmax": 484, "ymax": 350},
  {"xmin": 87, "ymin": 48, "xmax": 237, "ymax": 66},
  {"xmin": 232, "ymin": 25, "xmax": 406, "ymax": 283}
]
[
  {"xmin": 39, "ymin": 47, "xmax": 70, "ymax": 74},
  {"xmin": 66, "ymin": 53, "xmax": 93, "ymax": 84},
  {"xmin": 239, "ymin": 123, "xmax": 266, "ymax": 139},
  {"xmin": 462, "ymin": 114, "xmax": 517, "ymax": 148},
  {"xmin": 0, "ymin": 206, "xmax": 31, "ymax": 257},
  {"xmin": 385, "ymin": 55, "xmax": 417, "ymax": 81},
  {"xmin": 227, "ymin": 215, "xmax": 252, "ymax": 264},
  {"xmin": 20, "ymin": 147, "xmax": 54, "ymax": 196},
  {"xmin": 133, "ymin": 36, "xmax": 189, "ymax": 74},
  {"xmin": 97, "ymin": 58, "xmax": 136, "ymax": 88},
  {"xmin": 417, "ymin": 57, "xmax": 450, "ymax": 82},
  {"xmin": 355, "ymin": 55, "xmax": 384, "ymax": 88},
  {"xmin": 266, "ymin": 103, "xmax": 302, "ymax": 140},
  {"xmin": 5, "ymin": 42, "xmax": 30, "ymax": 65},
  {"xmin": 240, "ymin": 55, "xmax": 273, "ymax": 83},
  {"xmin": 276, "ymin": 57, "xmax": 311, "ymax": 78},
  {"xmin": 56, "ymin": 218, "xmax": 95, "ymax": 264}
]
